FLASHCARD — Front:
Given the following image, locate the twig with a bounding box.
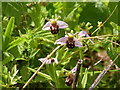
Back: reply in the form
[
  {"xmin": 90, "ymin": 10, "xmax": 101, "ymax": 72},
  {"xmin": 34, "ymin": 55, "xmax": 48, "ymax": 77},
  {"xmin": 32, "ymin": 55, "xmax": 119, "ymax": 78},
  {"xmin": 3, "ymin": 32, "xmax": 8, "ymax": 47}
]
[
  {"xmin": 92, "ymin": 5, "xmax": 118, "ymax": 35},
  {"xmin": 22, "ymin": 45, "xmax": 63, "ymax": 89},
  {"xmin": 72, "ymin": 59, "xmax": 83, "ymax": 89},
  {"xmin": 98, "ymin": 38, "xmax": 120, "ymax": 46},
  {"xmin": 78, "ymin": 35, "xmax": 117, "ymax": 40},
  {"xmin": 89, "ymin": 54, "xmax": 119, "ymax": 89},
  {"xmin": 88, "ymin": 55, "xmax": 108, "ymax": 70},
  {"xmin": 48, "ymin": 81, "xmax": 57, "ymax": 90}
]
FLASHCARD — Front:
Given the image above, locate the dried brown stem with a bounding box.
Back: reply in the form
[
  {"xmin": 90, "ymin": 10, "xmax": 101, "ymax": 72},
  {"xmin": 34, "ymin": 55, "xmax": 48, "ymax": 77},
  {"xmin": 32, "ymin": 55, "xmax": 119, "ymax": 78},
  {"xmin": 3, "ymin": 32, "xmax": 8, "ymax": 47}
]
[
  {"xmin": 92, "ymin": 5, "xmax": 118, "ymax": 35},
  {"xmin": 89, "ymin": 54, "xmax": 119, "ymax": 89},
  {"xmin": 22, "ymin": 45, "xmax": 63, "ymax": 89}
]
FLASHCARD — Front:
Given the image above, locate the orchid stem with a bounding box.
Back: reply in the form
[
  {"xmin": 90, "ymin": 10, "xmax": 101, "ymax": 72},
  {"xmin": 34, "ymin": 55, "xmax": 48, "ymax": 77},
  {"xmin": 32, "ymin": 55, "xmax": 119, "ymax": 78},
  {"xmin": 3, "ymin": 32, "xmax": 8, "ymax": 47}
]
[
  {"xmin": 72, "ymin": 59, "xmax": 83, "ymax": 89},
  {"xmin": 22, "ymin": 45, "xmax": 63, "ymax": 89}
]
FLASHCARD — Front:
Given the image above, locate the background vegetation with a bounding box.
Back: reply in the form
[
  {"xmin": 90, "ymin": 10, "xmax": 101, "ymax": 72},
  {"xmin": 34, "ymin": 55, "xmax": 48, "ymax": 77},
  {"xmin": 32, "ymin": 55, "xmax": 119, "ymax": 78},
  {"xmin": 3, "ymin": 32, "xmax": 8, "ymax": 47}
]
[{"xmin": 1, "ymin": 1, "xmax": 120, "ymax": 89}]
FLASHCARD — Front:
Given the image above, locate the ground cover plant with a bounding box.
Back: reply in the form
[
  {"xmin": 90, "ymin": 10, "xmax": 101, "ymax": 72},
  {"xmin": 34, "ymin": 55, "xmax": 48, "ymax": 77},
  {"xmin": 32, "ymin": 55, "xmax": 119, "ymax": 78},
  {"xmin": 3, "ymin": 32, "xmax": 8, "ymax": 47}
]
[{"xmin": 1, "ymin": 1, "xmax": 120, "ymax": 89}]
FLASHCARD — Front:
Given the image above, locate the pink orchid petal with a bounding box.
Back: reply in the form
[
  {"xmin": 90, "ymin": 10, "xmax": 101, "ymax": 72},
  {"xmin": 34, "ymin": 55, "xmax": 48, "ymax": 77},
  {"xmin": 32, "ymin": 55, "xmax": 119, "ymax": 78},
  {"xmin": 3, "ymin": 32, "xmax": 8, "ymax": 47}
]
[
  {"xmin": 86, "ymin": 34, "xmax": 94, "ymax": 44},
  {"xmin": 74, "ymin": 37, "xmax": 83, "ymax": 47},
  {"xmin": 38, "ymin": 58, "xmax": 47, "ymax": 63},
  {"xmin": 43, "ymin": 21, "xmax": 51, "ymax": 30},
  {"xmin": 53, "ymin": 58, "xmax": 58, "ymax": 64},
  {"xmin": 72, "ymin": 66, "xmax": 77, "ymax": 73},
  {"xmin": 78, "ymin": 31, "xmax": 87, "ymax": 37},
  {"xmin": 46, "ymin": 60, "xmax": 51, "ymax": 64},
  {"xmin": 55, "ymin": 37, "xmax": 68, "ymax": 45},
  {"xmin": 57, "ymin": 20, "xmax": 68, "ymax": 28}
]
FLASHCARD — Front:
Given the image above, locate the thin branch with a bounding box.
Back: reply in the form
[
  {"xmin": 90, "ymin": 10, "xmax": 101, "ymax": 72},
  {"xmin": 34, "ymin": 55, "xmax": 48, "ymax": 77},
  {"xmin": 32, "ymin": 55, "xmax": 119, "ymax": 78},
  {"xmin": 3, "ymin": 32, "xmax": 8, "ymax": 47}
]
[
  {"xmin": 22, "ymin": 45, "xmax": 63, "ymax": 89},
  {"xmin": 92, "ymin": 5, "xmax": 118, "ymax": 35},
  {"xmin": 98, "ymin": 38, "xmax": 120, "ymax": 46},
  {"xmin": 88, "ymin": 55, "xmax": 108, "ymax": 70},
  {"xmin": 89, "ymin": 54, "xmax": 119, "ymax": 89},
  {"xmin": 48, "ymin": 81, "xmax": 57, "ymax": 90},
  {"xmin": 78, "ymin": 35, "xmax": 117, "ymax": 40}
]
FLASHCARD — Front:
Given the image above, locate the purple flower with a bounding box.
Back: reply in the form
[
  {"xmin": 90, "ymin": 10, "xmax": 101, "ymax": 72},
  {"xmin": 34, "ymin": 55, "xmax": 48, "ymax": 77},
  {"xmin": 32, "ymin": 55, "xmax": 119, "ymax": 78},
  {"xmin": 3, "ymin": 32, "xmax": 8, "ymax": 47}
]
[
  {"xmin": 65, "ymin": 75, "xmax": 74, "ymax": 86},
  {"xmin": 38, "ymin": 58, "xmax": 58, "ymax": 64},
  {"xmin": 65, "ymin": 66, "xmax": 76, "ymax": 86},
  {"xmin": 43, "ymin": 16, "xmax": 68, "ymax": 34},
  {"xmin": 78, "ymin": 30, "xmax": 94, "ymax": 44},
  {"xmin": 71, "ymin": 66, "xmax": 77, "ymax": 73},
  {"xmin": 55, "ymin": 32, "xmax": 83, "ymax": 49}
]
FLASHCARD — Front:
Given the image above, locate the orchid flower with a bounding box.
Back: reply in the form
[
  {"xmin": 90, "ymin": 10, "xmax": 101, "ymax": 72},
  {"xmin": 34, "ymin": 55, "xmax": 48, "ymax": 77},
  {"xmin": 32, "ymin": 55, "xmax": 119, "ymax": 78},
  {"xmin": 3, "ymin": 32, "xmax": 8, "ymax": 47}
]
[
  {"xmin": 65, "ymin": 65, "xmax": 77, "ymax": 86},
  {"xmin": 55, "ymin": 31, "xmax": 83, "ymax": 49},
  {"xmin": 78, "ymin": 30, "xmax": 94, "ymax": 44},
  {"xmin": 65, "ymin": 59, "xmax": 83, "ymax": 86},
  {"xmin": 43, "ymin": 16, "xmax": 68, "ymax": 34},
  {"xmin": 38, "ymin": 57, "xmax": 58, "ymax": 64}
]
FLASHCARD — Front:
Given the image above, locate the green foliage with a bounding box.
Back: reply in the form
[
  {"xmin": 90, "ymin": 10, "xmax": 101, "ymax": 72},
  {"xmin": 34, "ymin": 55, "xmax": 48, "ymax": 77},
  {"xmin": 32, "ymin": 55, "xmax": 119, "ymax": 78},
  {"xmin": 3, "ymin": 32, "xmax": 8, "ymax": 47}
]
[
  {"xmin": 2, "ymin": 65, "xmax": 21, "ymax": 88},
  {"xmin": 81, "ymin": 68, "xmax": 88, "ymax": 88},
  {"xmin": 2, "ymin": 2, "xmax": 119, "ymax": 89}
]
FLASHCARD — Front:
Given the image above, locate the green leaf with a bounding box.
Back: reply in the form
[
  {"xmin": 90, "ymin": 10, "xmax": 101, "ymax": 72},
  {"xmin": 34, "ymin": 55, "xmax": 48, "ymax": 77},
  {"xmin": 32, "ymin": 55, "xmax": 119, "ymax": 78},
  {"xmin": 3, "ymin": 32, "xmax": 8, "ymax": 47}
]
[
  {"xmin": 4, "ymin": 17, "xmax": 14, "ymax": 39},
  {"xmin": 7, "ymin": 37, "xmax": 26, "ymax": 51},
  {"xmin": 81, "ymin": 68, "xmax": 88, "ymax": 88},
  {"xmin": 28, "ymin": 3, "xmax": 48, "ymax": 27},
  {"xmin": 2, "ymin": 52, "xmax": 14, "ymax": 65},
  {"xmin": 2, "ymin": 2, "xmax": 27, "ymax": 26},
  {"xmin": 3, "ymin": 17, "xmax": 14, "ymax": 51},
  {"xmin": 29, "ymin": 48, "xmax": 40, "ymax": 58},
  {"xmin": 103, "ymin": 38, "xmax": 120, "ymax": 67},
  {"xmin": 27, "ymin": 67, "xmax": 52, "ymax": 81},
  {"xmin": 110, "ymin": 22, "xmax": 119, "ymax": 35},
  {"xmin": 20, "ymin": 66, "xmax": 32, "ymax": 81}
]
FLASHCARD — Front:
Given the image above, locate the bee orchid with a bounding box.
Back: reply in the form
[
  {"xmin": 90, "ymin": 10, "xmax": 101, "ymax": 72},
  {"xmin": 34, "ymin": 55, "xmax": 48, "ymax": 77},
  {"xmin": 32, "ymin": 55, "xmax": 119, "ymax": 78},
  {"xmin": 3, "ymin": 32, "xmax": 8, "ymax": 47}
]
[
  {"xmin": 43, "ymin": 16, "xmax": 68, "ymax": 34},
  {"xmin": 78, "ymin": 30, "xmax": 94, "ymax": 44},
  {"xmin": 38, "ymin": 58, "xmax": 58, "ymax": 64},
  {"xmin": 55, "ymin": 31, "xmax": 83, "ymax": 49}
]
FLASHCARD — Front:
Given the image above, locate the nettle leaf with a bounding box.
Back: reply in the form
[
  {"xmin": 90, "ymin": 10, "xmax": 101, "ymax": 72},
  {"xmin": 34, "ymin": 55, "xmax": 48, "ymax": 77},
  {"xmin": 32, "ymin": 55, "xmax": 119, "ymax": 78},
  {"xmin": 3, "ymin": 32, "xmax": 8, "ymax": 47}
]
[{"xmin": 81, "ymin": 68, "xmax": 88, "ymax": 88}]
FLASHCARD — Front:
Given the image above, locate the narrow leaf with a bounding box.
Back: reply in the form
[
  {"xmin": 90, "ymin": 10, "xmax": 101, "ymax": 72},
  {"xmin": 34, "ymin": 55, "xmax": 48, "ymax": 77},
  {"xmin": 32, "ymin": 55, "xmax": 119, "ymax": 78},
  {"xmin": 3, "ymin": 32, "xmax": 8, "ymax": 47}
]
[
  {"xmin": 81, "ymin": 68, "xmax": 88, "ymax": 88},
  {"xmin": 7, "ymin": 37, "xmax": 26, "ymax": 51},
  {"xmin": 27, "ymin": 67, "xmax": 52, "ymax": 81}
]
